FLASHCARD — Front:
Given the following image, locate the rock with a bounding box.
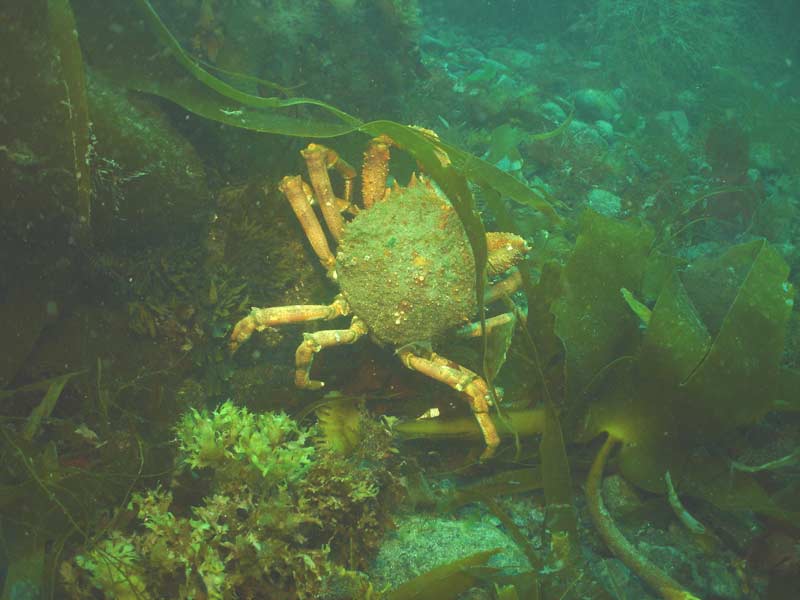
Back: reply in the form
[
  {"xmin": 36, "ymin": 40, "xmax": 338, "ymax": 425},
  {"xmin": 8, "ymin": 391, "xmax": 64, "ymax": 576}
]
[
  {"xmin": 577, "ymin": 60, "xmax": 603, "ymax": 70},
  {"xmin": 656, "ymin": 110, "xmax": 690, "ymax": 141},
  {"xmin": 369, "ymin": 514, "xmax": 527, "ymax": 591},
  {"xmin": 690, "ymin": 558, "xmax": 746, "ymax": 599},
  {"xmin": 574, "ymin": 88, "xmax": 621, "ymax": 121},
  {"xmin": 593, "ymin": 558, "xmax": 655, "ymax": 600},
  {"xmin": 488, "ymin": 47, "xmax": 537, "ymax": 71},
  {"xmin": 568, "ymin": 119, "xmax": 590, "ymax": 134},
  {"xmin": 460, "ymin": 47, "xmax": 486, "ymax": 64},
  {"xmin": 88, "ymin": 72, "xmax": 210, "ymax": 249},
  {"xmin": 541, "ymin": 101, "xmax": 567, "ymax": 122},
  {"xmin": 587, "ymin": 189, "xmax": 623, "ymax": 218},
  {"xmin": 420, "ymin": 34, "xmax": 448, "ymax": 53},
  {"xmin": 611, "ymin": 87, "xmax": 627, "ymax": 105},
  {"xmin": 602, "ymin": 474, "xmax": 643, "ymax": 517},
  {"xmin": 750, "ymin": 142, "xmax": 781, "ymax": 172},
  {"xmin": 595, "ymin": 120, "xmax": 614, "ymax": 140},
  {"xmin": 677, "ymin": 89, "xmax": 700, "ymax": 112},
  {"xmin": 570, "ymin": 122, "xmax": 607, "ymax": 150}
]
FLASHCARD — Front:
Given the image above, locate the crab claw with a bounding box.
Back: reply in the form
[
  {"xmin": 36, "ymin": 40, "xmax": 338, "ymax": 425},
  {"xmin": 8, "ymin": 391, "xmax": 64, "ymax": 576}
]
[
  {"xmin": 486, "ymin": 232, "xmax": 530, "ymax": 276},
  {"xmin": 230, "ymin": 314, "xmax": 257, "ymax": 353}
]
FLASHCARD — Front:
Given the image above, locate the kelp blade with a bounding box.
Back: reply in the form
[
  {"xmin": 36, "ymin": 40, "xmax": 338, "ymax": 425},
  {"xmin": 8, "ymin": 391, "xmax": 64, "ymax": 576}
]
[
  {"xmin": 70, "ymin": 0, "xmax": 571, "ymax": 321},
  {"xmin": 133, "ymin": 0, "xmax": 562, "ymax": 223},
  {"xmin": 48, "ymin": 0, "xmax": 92, "ymax": 235},
  {"xmin": 385, "ymin": 549, "xmax": 502, "ymax": 600},
  {"xmin": 585, "ymin": 237, "xmax": 796, "ymax": 524},
  {"xmin": 552, "ymin": 211, "xmax": 653, "ymax": 410},
  {"xmin": 72, "ymin": 0, "xmax": 354, "ymax": 136},
  {"xmin": 680, "ymin": 240, "xmax": 793, "ymax": 436}
]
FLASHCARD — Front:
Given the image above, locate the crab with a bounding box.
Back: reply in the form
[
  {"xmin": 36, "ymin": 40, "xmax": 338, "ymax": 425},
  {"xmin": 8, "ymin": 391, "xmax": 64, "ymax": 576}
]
[{"xmin": 230, "ymin": 136, "xmax": 529, "ymax": 458}]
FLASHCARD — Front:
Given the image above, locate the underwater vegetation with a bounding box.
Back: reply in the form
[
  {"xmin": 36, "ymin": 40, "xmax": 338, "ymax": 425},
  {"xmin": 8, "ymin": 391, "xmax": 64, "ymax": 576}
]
[
  {"xmin": 62, "ymin": 400, "xmax": 400, "ymax": 599},
  {"xmin": 2, "ymin": 0, "xmax": 800, "ymax": 599}
]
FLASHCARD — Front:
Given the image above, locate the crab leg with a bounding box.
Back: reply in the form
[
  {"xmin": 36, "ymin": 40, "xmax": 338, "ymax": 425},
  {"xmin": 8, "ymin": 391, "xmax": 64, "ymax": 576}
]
[
  {"xmin": 484, "ymin": 268, "xmax": 524, "ymax": 304},
  {"xmin": 301, "ymin": 144, "xmax": 354, "ymax": 241},
  {"xmin": 361, "ymin": 135, "xmax": 393, "ymax": 208},
  {"xmin": 295, "ymin": 316, "xmax": 369, "ymax": 390},
  {"xmin": 279, "ymin": 175, "xmax": 337, "ymax": 274},
  {"xmin": 398, "ymin": 348, "xmax": 500, "ymax": 460},
  {"xmin": 326, "ymin": 146, "xmax": 357, "ymax": 206},
  {"xmin": 230, "ymin": 295, "xmax": 350, "ymax": 352},
  {"xmin": 455, "ymin": 311, "xmax": 516, "ymax": 339}
]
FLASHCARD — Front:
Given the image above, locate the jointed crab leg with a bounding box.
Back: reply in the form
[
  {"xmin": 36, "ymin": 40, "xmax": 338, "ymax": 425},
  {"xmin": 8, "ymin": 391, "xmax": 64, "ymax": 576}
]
[
  {"xmin": 323, "ymin": 145, "xmax": 357, "ymax": 205},
  {"xmin": 398, "ymin": 348, "xmax": 500, "ymax": 460},
  {"xmin": 361, "ymin": 135, "xmax": 393, "ymax": 208},
  {"xmin": 279, "ymin": 175, "xmax": 337, "ymax": 273},
  {"xmin": 484, "ymin": 268, "xmax": 524, "ymax": 304},
  {"xmin": 301, "ymin": 144, "xmax": 354, "ymax": 241},
  {"xmin": 295, "ymin": 316, "xmax": 369, "ymax": 390},
  {"xmin": 455, "ymin": 312, "xmax": 516, "ymax": 339},
  {"xmin": 230, "ymin": 295, "xmax": 351, "ymax": 353}
]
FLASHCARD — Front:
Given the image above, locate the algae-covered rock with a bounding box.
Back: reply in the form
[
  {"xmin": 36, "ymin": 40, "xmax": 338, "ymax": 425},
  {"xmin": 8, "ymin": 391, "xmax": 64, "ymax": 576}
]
[
  {"xmin": 369, "ymin": 513, "xmax": 526, "ymax": 591},
  {"xmin": 0, "ymin": 0, "xmax": 90, "ymax": 240},
  {"xmin": 1, "ymin": 1, "xmax": 210, "ymax": 252},
  {"xmin": 586, "ymin": 188, "xmax": 623, "ymax": 218},
  {"xmin": 574, "ymin": 88, "xmax": 622, "ymax": 122},
  {"xmin": 88, "ymin": 72, "xmax": 210, "ymax": 249}
]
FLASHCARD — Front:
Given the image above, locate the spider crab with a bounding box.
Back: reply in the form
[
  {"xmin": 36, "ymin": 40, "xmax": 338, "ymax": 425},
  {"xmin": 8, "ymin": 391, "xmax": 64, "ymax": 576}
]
[{"xmin": 230, "ymin": 135, "xmax": 529, "ymax": 458}]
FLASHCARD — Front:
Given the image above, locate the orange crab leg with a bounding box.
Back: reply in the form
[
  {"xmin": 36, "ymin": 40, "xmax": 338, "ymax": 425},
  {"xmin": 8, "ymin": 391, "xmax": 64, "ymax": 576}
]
[
  {"xmin": 230, "ymin": 295, "xmax": 350, "ymax": 352},
  {"xmin": 398, "ymin": 348, "xmax": 500, "ymax": 460},
  {"xmin": 279, "ymin": 175, "xmax": 337, "ymax": 273},
  {"xmin": 301, "ymin": 144, "xmax": 353, "ymax": 241},
  {"xmin": 484, "ymin": 268, "xmax": 524, "ymax": 304},
  {"xmin": 328, "ymin": 149, "xmax": 357, "ymax": 207},
  {"xmin": 295, "ymin": 316, "xmax": 369, "ymax": 389},
  {"xmin": 361, "ymin": 135, "xmax": 393, "ymax": 208},
  {"xmin": 317, "ymin": 144, "xmax": 357, "ymax": 206},
  {"xmin": 455, "ymin": 311, "xmax": 516, "ymax": 339}
]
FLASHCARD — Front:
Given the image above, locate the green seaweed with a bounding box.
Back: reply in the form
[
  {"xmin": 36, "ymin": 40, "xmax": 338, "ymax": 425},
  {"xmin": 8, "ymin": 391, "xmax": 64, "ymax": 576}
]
[
  {"xmin": 131, "ymin": 0, "xmax": 355, "ymax": 119},
  {"xmin": 538, "ymin": 394, "xmax": 579, "ymax": 569},
  {"xmin": 483, "ymin": 312, "xmax": 517, "ymax": 383},
  {"xmin": 48, "ymin": 0, "xmax": 92, "ymax": 237},
  {"xmin": 483, "ymin": 124, "xmax": 525, "ymax": 166},
  {"xmin": 67, "ymin": 402, "xmax": 400, "ymax": 598},
  {"xmin": 407, "ymin": 211, "xmax": 797, "ymax": 528},
  {"xmin": 773, "ymin": 367, "xmax": 800, "ymax": 411},
  {"xmin": 384, "ymin": 549, "xmax": 502, "ymax": 600},
  {"xmin": 494, "ymin": 583, "xmax": 522, "ymax": 600},
  {"xmin": 440, "ymin": 467, "xmax": 543, "ymax": 512},
  {"xmin": 15, "ymin": 371, "xmax": 86, "ymax": 441},
  {"xmin": 681, "ymin": 241, "xmax": 792, "ymax": 433},
  {"xmin": 394, "ymin": 408, "xmax": 545, "ymax": 441},
  {"xmin": 1, "ymin": 0, "xmax": 91, "ymax": 236},
  {"xmin": 585, "ymin": 239, "xmax": 795, "ymax": 497},
  {"xmin": 552, "ymin": 211, "xmax": 654, "ymax": 412}
]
